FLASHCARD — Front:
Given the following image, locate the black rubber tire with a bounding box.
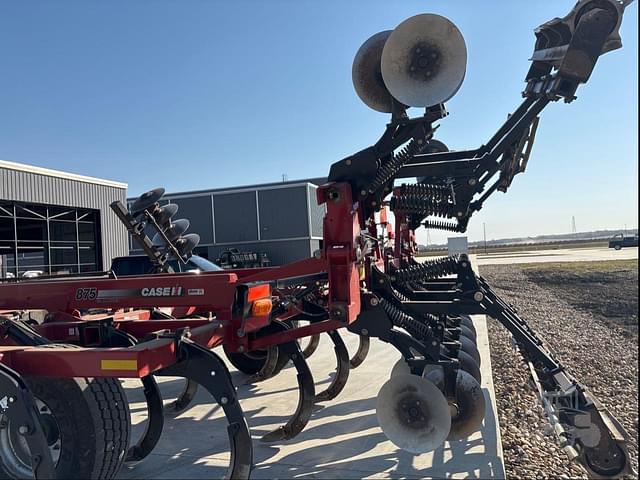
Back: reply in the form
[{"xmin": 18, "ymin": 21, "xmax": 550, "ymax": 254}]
[
  {"xmin": 459, "ymin": 335, "xmax": 481, "ymax": 367},
  {"xmin": 458, "ymin": 350, "xmax": 482, "ymax": 384},
  {"xmin": 458, "ymin": 315, "xmax": 476, "ymax": 333},
  {"xmin": 0, "ymin": 376, "xmax": 130, "ymax": 479},
  {"xmin": 424, "ymin": 368, "xmax": 486, "ymax": 440},
  {"xmin": 223, "ymin": 346, "xmax": 268, "ymax": 375},
  {"xmin": 459, "ymin": 324, "xmax": 477, "ymax": 342}
]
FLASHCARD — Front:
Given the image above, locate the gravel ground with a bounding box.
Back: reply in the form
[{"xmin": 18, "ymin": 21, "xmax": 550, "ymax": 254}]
[{"xmin": 481, "ymin": 263, "xmax": 638, "ymax": 479}]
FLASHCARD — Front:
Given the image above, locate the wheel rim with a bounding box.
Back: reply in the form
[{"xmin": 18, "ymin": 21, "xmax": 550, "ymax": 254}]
[{"xmin": 0, "ymin": 398, "xmax": 61, "ymax": 478}]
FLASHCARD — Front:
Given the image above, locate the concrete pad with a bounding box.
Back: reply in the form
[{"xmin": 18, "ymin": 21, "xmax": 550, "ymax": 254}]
[
  {"xmin": 476, "ymin": 246, "xmax": 638, "ymax": 265},
  {"xmin": 118, "ymin": 315, "xmax": 504, "ymax": 479}
]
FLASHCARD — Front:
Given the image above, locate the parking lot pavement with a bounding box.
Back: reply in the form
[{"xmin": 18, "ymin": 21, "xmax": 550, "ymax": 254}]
[
  {"xmin": 475, "ymin": 246, "xmax": 638, "ymax": 265},
  {"xmin": 118, "ymin": 317, "xmax": 505, "ymax": 479}
]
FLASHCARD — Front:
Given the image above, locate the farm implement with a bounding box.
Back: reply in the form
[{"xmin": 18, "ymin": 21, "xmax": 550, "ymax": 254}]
[{"xmin": 0, "ymin": 1, "xmax": 635, "ymax": 478}]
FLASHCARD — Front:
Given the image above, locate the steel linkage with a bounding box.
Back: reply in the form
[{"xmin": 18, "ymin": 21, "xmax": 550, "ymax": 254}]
[{"xmin": 0, "ymin": 1, "xmax": 635, "ymax": 478}]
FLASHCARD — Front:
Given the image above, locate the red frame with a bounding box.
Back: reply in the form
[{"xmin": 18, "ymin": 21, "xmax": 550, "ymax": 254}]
[{"xmin": 0, "ymin": 181, "xmax": 370, "ymax": 378}]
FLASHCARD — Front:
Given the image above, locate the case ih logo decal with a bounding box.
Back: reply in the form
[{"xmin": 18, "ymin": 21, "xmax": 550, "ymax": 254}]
[
  {"xmin": 76, "ymin": 286, "xmax": 185, "ymax": 300},
  {"xmin": 141, "ymin": 286, "xmax": 184, "ymax": 297}
]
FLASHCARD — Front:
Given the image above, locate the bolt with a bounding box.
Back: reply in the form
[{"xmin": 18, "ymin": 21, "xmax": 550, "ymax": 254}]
[
  {"xmin": 425, "ymin": 71, "xmax": 432, "ymax": 77},
  {"xmin": 417, "ymin": 138, "xmax": 423, "ymax": 145},
  {"xmin": 360, "ymin": 190, "xmax": 367, "ymax": 197},
  {"xmin": 18, "ymin": 425, "xmax": 29, "ymax": 435},
  {"xmin": 291, "ymin": 353, "xmax": 297, "ymax": 360},
  {"xmin": 210, "ymin": 371, "xmax": 216, "ymax": 376},
  {"xmin": 236, "ymin": 329, "xmax": 245, "ymax": 338},
  {"xmin": 457, "ymin": 211, "xmax": 463, "ymax": 217},
  {"xmin": 468, "ymin": 178, "xmax": 477, "ymax": 186},
  {"xmin": 237, "ymin": 345, "xmax": 245, "ymax": 353},
  {"xmin": 220, "ymin": 397, "xmax": 229, "ymax": 405},
  {"xmin": 432, "ymin": 341, "xmax": 438, "ymax": 346},
  {"xmin": 461, "ymin": 262, "xmax": 468, "ymax": 268},
  {"xmin": 345, "ymin": 159, "xmax": 352, "ymax": 166},
  {"xmin": 415, "ymin": 401, "xmax": 420, "ymax": 406},
  {"xmin": 370, "ymin": 297, "xmax": 379, "ymax": 307},
  {"xmin": 361, "ymin": 328, "xmax": 369, "ymax": 336},
  {"xmin": 8, "ymin": 397, "xmax": 14, "ymax": 403},
  {"xmin": 371, "ymin": 201, "xmax": 377, "ymax": 206},
  {"xmin": 473, "ymin": 291, "xmax": 484, "ymax": 302},
  {"xmin": 379, "ymin": 279, "xmax": 385, "ymax": 284}
]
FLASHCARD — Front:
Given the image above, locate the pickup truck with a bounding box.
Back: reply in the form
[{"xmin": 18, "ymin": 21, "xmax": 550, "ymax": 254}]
[{"xmin": 608, "ymin": 233, "xmax": 638, "ymax": 250}]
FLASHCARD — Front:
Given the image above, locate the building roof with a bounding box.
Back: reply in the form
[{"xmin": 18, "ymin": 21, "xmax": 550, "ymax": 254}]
[{"xmin": 0, "ymin": 159, "xmax": 128, "ymax": 189}]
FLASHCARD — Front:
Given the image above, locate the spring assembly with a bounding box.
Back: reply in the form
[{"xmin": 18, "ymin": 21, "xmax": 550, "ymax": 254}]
[
  {"xmin": 379, "ymin": 297, "xmax": 431, "ymax": 341},
  {"xmin": 390, "ymin": 285, "xmax": 409, "ymax": 302},
  {"xmin": 391, "ymin": 255, "xmax": 461, "ymax": 283},
  {"xmin": 399, "ymin": 183, "xmax": 453, "ymax": 203},
  {"xmin": 423, "ymin": 219, "xmax": 466, "ymax": 233},
  {"xmin": 366, "ymin": 138, "xmax": 424, "ymax": 194},
  {"xmin": 390, "ymin": 194, "xmax": 459, "ymax": 219}
]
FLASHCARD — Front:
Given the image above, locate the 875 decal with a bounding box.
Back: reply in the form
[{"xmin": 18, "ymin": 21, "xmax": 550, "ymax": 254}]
[{"xmin": 75, "ymin": 287, "xmax": 98, "ymax": 300}]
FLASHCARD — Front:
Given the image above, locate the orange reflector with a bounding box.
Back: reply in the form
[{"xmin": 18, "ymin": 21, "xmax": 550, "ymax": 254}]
[
  {"xmin": 247, "ymin": 284, "xmax": 270, "ymax": 302},
  {"xmin": 251, "ymin": 298, "xmax": 273, "ymax": 317}
]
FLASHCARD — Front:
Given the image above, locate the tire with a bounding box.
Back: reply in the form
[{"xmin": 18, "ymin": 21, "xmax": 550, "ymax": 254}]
[
  {"xmin": 614, "ymin": 245, "xmax": 622, "ymax": 250},
  {"xmin": 0, "ymin": 376, "xmax": 130, "ymax": 479}
]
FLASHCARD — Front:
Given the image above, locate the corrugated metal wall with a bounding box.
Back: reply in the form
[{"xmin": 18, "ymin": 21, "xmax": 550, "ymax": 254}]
[
  {"xmin": 0, "ymin": 167, "xmax": 128, "ymax": 268},
  {"xmin": 307, "ymin": 184, "xmax": 325, "ymax": 238}
]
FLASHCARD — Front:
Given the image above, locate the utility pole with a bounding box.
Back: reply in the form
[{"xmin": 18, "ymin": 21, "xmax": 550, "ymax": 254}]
[
  {"xmin": 483, "ymin": 222, "xmax": 487, "ymax": 254},
  {"xmin": 281, "ymin": 173, "xmax": 288, "ymax": 182},
  {"xmin": 571, "ymin": 216, "xmax": 577, "ymax": 236}
]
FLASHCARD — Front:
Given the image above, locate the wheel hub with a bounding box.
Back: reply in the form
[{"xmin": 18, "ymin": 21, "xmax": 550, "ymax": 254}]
[{"xmin": 0, "ymin": 398, "xmax": 61, "ymax": 478}]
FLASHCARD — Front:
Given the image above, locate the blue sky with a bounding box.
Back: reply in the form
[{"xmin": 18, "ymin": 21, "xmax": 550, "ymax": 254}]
[{"xmin": 0, "ymin": 1, "xmax": 637, "ymax": 244}]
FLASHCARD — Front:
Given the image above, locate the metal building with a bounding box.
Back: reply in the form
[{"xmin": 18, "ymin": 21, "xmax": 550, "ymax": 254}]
[
  {"xmin": 0, "ymin": 160, "xmax": 128, "ymax": 278},
  {"xmin": 129, "ymin": 178, "xmax": 327, "ymax": 266}
]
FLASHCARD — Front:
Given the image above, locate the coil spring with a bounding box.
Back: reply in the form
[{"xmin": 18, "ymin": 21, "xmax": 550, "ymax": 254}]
[
  {"xmin": 423, "ymin": 219, "xmax": 466, "ymax": 233},
  {"xmin": 390, "ymin": 194, "xmax": 458, "ymax": 219},
  {"xmin": 400, "ymin": 183, "xmax": 452, "ymax": 202},
  {"xmin": 366, "ymin": 138, "xmax": 424, "ymax": 194},
  {"xmin": 391, "ymin": 255, "xmax": 461, "ymax": 283},
  {"xmin": 379, "ymin": 298, "xmax": 431, "ymax": 340},
  {"xmin": 390, "ymin": 285, "xmax": 409, "ymax": 302}
]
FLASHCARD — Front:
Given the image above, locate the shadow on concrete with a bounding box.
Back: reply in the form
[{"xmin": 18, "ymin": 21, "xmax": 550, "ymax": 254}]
[{"xmin": 120, "ymin": 378, "xmax": 504, "ymax": 479}]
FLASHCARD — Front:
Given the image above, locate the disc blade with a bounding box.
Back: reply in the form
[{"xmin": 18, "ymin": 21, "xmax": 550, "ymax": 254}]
[
  {"xmin": 381, "ymin": 14, "xmax": 467, "ymax": 107},
  {"xmin": 352, "ymin": 30, "xmax": 395, "ymax": 113},
  {"xmin": 376, "ymin": 374, "xmax": 451, "ymax": 453},
  {"xmin": 153, "ymin": 203, "xmax": 179, "ymax": 229},
  {"xmin": 389, "ymin": 357, "xmax": 411, "ymax": 378},
  {"xmin": 130, "ymin": 187, "xmax": 165, "ymax": 216},
  {"xmin": 165, "ymin": 219, "xmax": 190, "ymax": 242},
  {"xmin": 151, "ymin": 232, "xmax": 166, "ymax": 247},
  {"xmin": 175, "ymin": 233, "xmax": 200, "ymax": 258}
]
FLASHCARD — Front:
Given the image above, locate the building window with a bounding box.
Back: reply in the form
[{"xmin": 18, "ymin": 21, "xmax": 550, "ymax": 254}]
[{"xmin": 0, "ymin": 201, "xmax": 101, "ymax": 278}]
